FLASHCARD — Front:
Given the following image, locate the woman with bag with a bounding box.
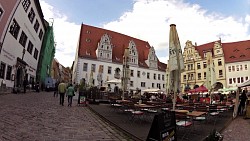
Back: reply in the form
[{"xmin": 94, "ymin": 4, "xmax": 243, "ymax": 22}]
[{"xmin": 66, "ymin": 83, "xmax": 75, "ymax": 107}]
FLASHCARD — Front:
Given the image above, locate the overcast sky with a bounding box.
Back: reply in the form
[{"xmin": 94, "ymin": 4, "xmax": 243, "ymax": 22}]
[{"xmin": 40, "ymin": 0, "xmax": 250, "ymax": 67}]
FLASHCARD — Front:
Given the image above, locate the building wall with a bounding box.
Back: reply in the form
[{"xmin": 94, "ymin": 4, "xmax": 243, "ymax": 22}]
[
  {"xmin": 225, "ymin": 61, "xmax": 250, "ymax": 87},
  {"xmin": 181, "ymin": 41, "xmax": 226, "ymax": 92},
  {"xmin": 0, "ymin": 0, "xmax": 45, "ymax": 88},
  {"xmin": 0, "ymin": 0, "xmax": 18, "ymax": 45},
  {"xmin": 37, "ymin": 24, "xmax": 55, "ymax": 84},
  {"xmin": 75, "ymin": 58, "xmax": 166, "ymax": 92}
]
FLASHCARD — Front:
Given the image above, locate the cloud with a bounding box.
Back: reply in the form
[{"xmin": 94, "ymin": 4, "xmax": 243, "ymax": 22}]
[
  {"xmin": 40, "ymin": 1, "xmax": 80, "ymax": 67},
  {"xmin": 103, "ymin": 0, "xmax": 250, "ymax": 63}
]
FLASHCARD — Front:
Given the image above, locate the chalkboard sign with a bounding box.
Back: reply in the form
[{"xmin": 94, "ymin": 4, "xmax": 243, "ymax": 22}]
[{"xmin": 147, "ymin": 111, "xmax": 176, "ymax": 141}]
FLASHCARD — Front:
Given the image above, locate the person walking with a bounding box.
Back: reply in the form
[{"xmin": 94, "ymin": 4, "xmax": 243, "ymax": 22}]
[
  {"xmin": 66, "ymin": 83, "xmax": 75, "ymax": 107},
  {"xmin": 58, "ymin": 81, "xmax": 67, "ymax": 106},
  {"xmin": 23, "ymin": 78, "xmax": 28, "ymax": 93},
  {"xmin": 54, "ymin": 81, "xmax": 59, "ymax": 97},
  {"xmin": 239, "ymin": 90, "xmax": 248, "ymax": 115}
]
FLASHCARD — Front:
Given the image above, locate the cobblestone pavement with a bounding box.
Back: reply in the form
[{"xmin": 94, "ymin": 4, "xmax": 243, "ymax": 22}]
[
  {"xmin": 222, "ymin": 116, "xmax": 250, "ymax": 141},
  {"xmin": 0, "ymin": 92, "xmax": 131, "ymax": 141}
]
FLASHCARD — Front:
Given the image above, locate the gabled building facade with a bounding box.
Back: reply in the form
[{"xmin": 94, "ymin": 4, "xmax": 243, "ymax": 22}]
[
  {"xmin": 72, "ymin": 24, "xmax": 167, "ymax": 92},
  {"xmin": 181, "ymin": 40, "xmax": 226, "ymax": 92},
  {"xmin": 222, "ymin": 40, "xmax": 250, "ymax": 88},
  {"xmin": 0, "ymin": 0, "xmax": 46, "ymax": 91}
]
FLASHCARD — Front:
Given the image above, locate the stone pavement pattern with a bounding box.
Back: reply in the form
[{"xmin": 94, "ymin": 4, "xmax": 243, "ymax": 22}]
[
  {"xmin": 222, "ymin": 116, "xmax": 250, "ymax": 141},
  {"xmin": 0, "ymin": 92, "xmax": 131, "ymax": 141}
]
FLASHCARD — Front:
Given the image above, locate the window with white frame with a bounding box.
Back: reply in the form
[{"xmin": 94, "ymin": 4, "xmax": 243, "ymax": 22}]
[
  {"xmin": 203, "ymin": 62, "xmax": 207, "ymax": 69},
  {"xmin": 83, "ymin": 63, "xmax": 88, "ymax": 71},
  {"xmin": 204, "ymin": 72, "xmax": 206, "ymax": 79},
  {"xmin": 6, "ymin": 65, "xmax": 12, "ymax": 80},
  {"xmin": 152, "ymin": 83, "xmax": 154, "ymax": 88},
  {"xmin": 130, "ymin": 70, "xmax": 134, "ymax": 77},
  {"xmin": 19, "ymin": 31, "xmax": 27, "ymax": 47},
  {"xmin": 34, "ymin": 19, "xmax": 40, "ymax": 32},
  {"xmin": 22, "ymin": 0, "xmax": 31, "ymax": 12},
  {"xmin": 91, "ymin": 64, "xmax": 96, "ymax": 72},
  {"xmin": 9, "ymin": 19, "xmax": 20, "ymax": 39},
  {"xmin": 153, "ymin": 73, "xmax": 156, "ymax": 80},
  {"xmin": 0, "ymin": 7, "xmax": 4, "ymax": 20},
  {"xmin": 228, "ymin": 66, "xmax": 231, "ymax": 72},
  {"xmin": 198, "ymin": 73, "xmax": 201, "ymax": 80},
  {"xmin": 229, "ymin": 78, "xmax": 232, "ymax": 84},
  {"xmin": 245, "ymin": 64, "xmax": 248, "ymax": 70},
  {"xmin": 218, "ymin": 59, "xmax": 222, "ymax": 66},
  {"xmin": 147, "ymin": 72, "xmax": 150, "ymax": 79},
  {"xmin": 137, "ymin": 71, "xmax": 140, "ymax": 78},
  {"xmin": 241, "ymin": 77, "xmax": 244, "ymax": 83},
  {"xmin": 236, "ymin": 65, "xmax": 239, "ymax": 71},
  {"xmin": 28, "ymin": 8, "xmax": 35, "ymax": 23},
  {"xmin": 33, "ymin": 48, "xmax": 38, "ymax": 60},
  {"xmin": 240, "ymin": 65, "xmax": 243, "ymax": 71},
  {"xmin": 38, "ymin": 29, "xmax": 43, "ymax": 40},
  {"xmin": 183, "ymin": 75, "xmax": 186, "ymax": 81},
  {"xmin": 130, "ymin": 81, "xmax": 133, "ymax": 87},
  {"xmin": 0, "ymin": 62, "xmax": 6, "ymax": 79},
  {"xmin": 162, "ymin": 75, "xmax": 164, "ymax": 80},
  {"xmin": 141, "ymin": 82, "xmax": 146, "ymax": 87},
  {"xmin": 232, "ymin": 66, "xmax": 235, "ymax": 71},
  {"xmin": 158, "ymin": 74, "xmax": 160, "ymax": 80},
  {"xmin": 27, "ymin": 41, "xmax": 33, "ymax": 54},
  {"xmin": 197, "ymin": 63, "xmax": 201, "ymax": 69},
  {"xmin": 219, "ymin": 70, "xmax": 223, "ymax": 77},
  {"xmin": 108, "ymin": 66, "xmax": 112, "ymax": 74}
]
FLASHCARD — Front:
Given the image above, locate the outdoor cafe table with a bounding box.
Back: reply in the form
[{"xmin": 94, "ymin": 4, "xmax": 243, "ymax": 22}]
[
  {"xmin": 134, "ymin": 104, "xmax": 157, "ymax": 109},
  {"xmin": 187, "ymin": 111, "xmax": 207, "ymax": 117},
  {"xmin": 116, "ymin": 99, "xmax": 131, "ymax": 104}
]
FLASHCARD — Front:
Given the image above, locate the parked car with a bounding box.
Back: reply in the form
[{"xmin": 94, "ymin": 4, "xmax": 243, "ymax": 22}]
[{"xmin": 44, "ymin": 77, "xmax": 56, "ymax": 91}]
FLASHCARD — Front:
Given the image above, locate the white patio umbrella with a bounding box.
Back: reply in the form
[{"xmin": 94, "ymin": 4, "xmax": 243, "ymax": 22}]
[
  {"xmin": 168, "ymin": 24, "xmax": 185, "ymax": 110},
  {"xmin": 106, "ymin": 79, "xmax": 121, "ymax": 84}
]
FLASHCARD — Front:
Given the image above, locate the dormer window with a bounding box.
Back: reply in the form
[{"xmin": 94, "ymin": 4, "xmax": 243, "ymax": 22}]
[
  {"xmin": 240, "ymin": 55, "xmax": 245, "ymax": 58},
  {"xmin": 233, "ymin": 49, "xmax": 239, "ymax": 52},
  {"xmin": 86, "ymin": 38, "xmax": 91, "ymax": 42},
  {"xmin": 246, "ymin": 47, "xmax": 250, "ymax": 50},
  {"xmin": 230, "ymin": 56, "xmax": 236, "ymax": 58}
]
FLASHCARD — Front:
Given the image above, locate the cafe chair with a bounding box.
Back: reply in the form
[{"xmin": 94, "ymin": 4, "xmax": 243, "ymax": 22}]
[{"xmin": 175, "ymin": 112, "xmax": 193, "ymax": 140}]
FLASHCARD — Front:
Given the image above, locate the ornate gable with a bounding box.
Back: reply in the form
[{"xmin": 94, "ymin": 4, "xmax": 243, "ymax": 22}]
[
  {"xmin": 96, "ymin": 33, "xmax": 113, "ymax": 62},
  {"xmin": 146, "ymin": 46, "xmax": 158, "ymax": 69},
  {"xmin": 127, "ymin": 40, "xmax": 138, "ymax": 66}
]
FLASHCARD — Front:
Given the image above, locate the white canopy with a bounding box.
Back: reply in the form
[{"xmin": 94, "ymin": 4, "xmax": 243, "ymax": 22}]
[
  {"xmin": 142, "ymin": 88, "xmax": 164, "ymax": 93},
  {"xmin": 106, "ymin": 79, "xmax": 121, "ymax": 84},
  {"xmin": 238, "ymin": 79, "xmax": 250, "ymax": 87}
]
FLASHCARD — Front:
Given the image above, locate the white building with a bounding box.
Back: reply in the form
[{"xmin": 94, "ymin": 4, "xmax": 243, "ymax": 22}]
[
  {"xmin": 0, "ymin": 0, "xmax": 45, "ymax": 89},
  {"xmin": 72, "ymin": 24, "xmax": 167, "ymax": 92},
  {"xmin": 223, "ymin": 40, "xmax": 250, "ymax": 88}
]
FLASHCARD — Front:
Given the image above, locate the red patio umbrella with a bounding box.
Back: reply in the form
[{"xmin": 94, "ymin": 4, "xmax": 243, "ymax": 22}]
[{"xmin": 189, "ymin": 85, "xmax": 208, "ymax": 93}]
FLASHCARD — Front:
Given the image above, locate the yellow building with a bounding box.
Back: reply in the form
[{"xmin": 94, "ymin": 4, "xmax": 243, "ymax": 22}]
[{"xmin": 181, "ymin": 40, "xmax": 226, "ymax": 92}]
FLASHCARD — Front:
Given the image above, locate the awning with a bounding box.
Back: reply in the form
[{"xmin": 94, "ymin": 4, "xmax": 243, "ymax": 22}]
[{"xmin": 238, "ymin": 79, "xmax": 250, "ymax": 87}]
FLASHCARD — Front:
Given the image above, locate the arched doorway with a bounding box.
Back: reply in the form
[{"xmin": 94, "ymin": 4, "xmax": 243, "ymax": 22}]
[
  {"xmin": 194, "ymin": 85, "xmax": 199, "ymax": 89},
  {"xmin": 213, "ymin": 82, "xmax": 223, "ymax": 90}
]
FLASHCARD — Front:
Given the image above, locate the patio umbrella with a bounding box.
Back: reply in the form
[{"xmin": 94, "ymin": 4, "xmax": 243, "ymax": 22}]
[
  {"xmin": 106, "ymin": 79, "xmax": 121, "ymax": 84},
  {"xmin": 89, "ymin": 71, "xmax": 94, "ymax": 87},
  {"xmin": 189, "ymin": 85, "xmax": 208, "ymax": 93},
  {"xmin": 167, "ymin": 24, "xmax": 185, "ymax": 110}
]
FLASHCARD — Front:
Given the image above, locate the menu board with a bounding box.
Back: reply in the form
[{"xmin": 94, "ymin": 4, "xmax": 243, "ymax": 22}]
[{"xmin": 147, "ymin": 111, "xmax": 176, "ymax": 141}]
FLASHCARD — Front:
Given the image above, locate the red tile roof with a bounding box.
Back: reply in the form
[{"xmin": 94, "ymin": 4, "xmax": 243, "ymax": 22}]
[
  {"xmin": 222, "ymin": 40, "xmax": 250, "ymax": 63},
  {"xmin": 194, "ymin": 40, "xmax": 220, "ymax": 59},
  {"xmin": 78, "ymin": 24, "xmax": 167, "ymax": 71}
]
